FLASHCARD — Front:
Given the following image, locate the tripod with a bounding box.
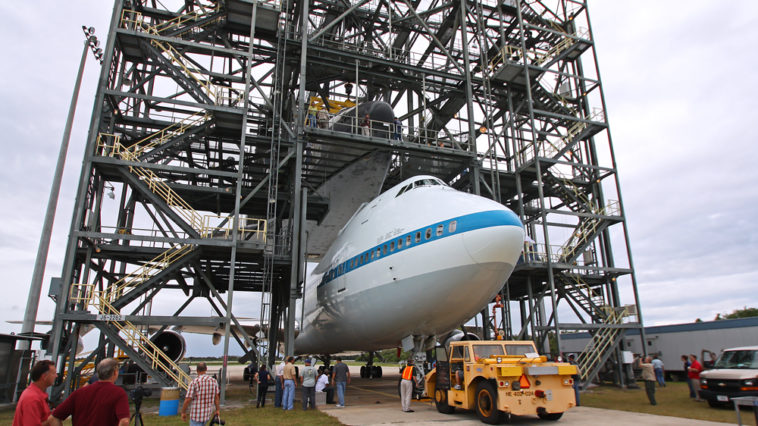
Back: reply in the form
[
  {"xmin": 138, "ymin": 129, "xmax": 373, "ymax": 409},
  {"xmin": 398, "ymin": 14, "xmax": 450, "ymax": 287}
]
[{"xmin": 130, "ymin": 399, "xmax": 144, "ymax": 426}]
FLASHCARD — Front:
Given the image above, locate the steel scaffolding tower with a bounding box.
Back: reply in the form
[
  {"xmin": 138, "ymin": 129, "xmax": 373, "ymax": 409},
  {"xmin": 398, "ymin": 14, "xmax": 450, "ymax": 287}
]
[{"xmin": 48, "ymin": 0, "xmax": 642, "ymax": 400}]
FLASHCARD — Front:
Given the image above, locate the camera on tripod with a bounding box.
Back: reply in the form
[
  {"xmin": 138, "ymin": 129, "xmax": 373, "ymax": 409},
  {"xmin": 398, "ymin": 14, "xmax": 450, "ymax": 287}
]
[{"xmin": 130, "ymin": 386, "xmax": 152, "ymax": 410}]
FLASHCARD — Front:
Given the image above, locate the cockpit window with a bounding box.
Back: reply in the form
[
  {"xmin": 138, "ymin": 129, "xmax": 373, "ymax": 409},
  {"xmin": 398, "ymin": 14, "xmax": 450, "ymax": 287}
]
[{"xmin": 396, "ymin": 178, "xmax": 446, "ymax": 197}]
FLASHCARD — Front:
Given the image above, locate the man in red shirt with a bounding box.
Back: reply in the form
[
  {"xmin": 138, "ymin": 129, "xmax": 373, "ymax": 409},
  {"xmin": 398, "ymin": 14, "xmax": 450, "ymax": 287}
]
[
  {"xmin": 50, "ymin": 358, "xmax": 130, "ymax": 426},
  {"xmin": 13, "ymin": 360, "xmax": 57, "ymax": 426},
  {"xmin": 688, "ymin": 354, "xmax": 704, "ymax": 401}
]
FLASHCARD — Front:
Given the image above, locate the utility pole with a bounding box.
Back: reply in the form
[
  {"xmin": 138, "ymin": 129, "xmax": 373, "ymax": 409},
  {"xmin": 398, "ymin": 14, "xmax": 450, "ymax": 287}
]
[{"xmin": 20, "ymin": 26, "xmax": 103, "ymax": 349}]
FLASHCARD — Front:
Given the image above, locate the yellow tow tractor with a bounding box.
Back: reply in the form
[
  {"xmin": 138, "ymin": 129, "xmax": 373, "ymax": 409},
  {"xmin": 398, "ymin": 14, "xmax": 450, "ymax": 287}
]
[{"xmin": 425, "ymin": 340, "xmax": 577, "ymax": 424}]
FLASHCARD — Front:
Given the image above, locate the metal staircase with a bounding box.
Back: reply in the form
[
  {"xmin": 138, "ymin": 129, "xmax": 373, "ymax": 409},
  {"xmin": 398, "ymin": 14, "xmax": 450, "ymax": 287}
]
[
  {"xmin": 575, "ymin": 306, "xmax": 630, "ymax": 383},
  {"xmin": 69, "ymin": 283, "xmax": 193, "ymax": 389},
  {"xmin": 558, "ymin": 272, "xmax": 606, "ymax": 321},
  {"xmin": 82, "ymin": 2, "xmax": 269, "ymax": 384},
  {"xmin": 121, "ymin": 9, "xmax": 224, "ymax": 104}
]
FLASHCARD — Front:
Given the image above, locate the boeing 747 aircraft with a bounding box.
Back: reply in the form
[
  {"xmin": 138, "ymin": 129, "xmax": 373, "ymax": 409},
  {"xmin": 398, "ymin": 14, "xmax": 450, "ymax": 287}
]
[{"xmin": 294, "ymin": 175, "xmax": 524, "ymax": 370}]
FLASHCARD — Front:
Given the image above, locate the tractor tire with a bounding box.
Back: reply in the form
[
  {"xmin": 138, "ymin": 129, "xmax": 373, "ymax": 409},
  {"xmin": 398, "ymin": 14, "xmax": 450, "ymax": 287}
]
[
  {"xmin": 537, "ymin": 412, "xmax": 564, "ymax": 421},
  {"xmin": 434, "ymin": 388, "xmax": 455, "ymax": 414},
  {"xmin": 475, "ymin": 381, "xmax": 504, "ymax": 424}
]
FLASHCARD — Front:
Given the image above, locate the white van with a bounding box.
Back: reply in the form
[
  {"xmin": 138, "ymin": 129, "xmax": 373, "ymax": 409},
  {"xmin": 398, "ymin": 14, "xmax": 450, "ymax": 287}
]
[{"xmin": 699, "ymin": 346, "xmax": 758, "ymax": 407}]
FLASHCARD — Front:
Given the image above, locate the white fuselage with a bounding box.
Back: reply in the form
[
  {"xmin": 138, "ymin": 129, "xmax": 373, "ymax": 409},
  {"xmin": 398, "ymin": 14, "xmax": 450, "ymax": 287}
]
[{"xmin": 294, "ymin": 176, "xmax": 524, "ymax": 354}]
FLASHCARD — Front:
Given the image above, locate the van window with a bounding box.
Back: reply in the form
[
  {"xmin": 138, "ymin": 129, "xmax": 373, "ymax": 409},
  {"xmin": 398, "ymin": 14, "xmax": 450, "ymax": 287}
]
[{"xmin": 714, "ymin": 350, "xmax": 758, "ymax": 369}]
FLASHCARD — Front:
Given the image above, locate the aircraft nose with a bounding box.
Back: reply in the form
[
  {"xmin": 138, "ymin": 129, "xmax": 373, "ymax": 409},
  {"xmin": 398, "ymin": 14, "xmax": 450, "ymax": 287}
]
[{"xmin": 461, "ymin": 209, "xmax": 524, "ymax": 268}]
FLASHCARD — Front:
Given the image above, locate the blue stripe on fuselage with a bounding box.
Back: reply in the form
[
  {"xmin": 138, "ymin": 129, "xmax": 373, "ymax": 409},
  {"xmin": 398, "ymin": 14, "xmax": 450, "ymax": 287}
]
[{"xmin": 317, "ymin": 209, "xmax": 521, "ymax": 288}]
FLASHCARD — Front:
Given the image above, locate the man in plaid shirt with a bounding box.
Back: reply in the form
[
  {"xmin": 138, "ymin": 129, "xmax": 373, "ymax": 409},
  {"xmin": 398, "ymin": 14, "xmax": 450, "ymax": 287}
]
[{"xmin": 181, "ymin": 362, "xmax": 220, "ymax": 426}]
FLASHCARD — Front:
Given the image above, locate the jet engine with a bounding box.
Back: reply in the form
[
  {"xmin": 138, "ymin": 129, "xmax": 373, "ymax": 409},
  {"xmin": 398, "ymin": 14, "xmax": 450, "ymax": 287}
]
[
  {"xmin": 148, "ymin": 330, "xmax": 186, "ymax": 363},
  {"xmin": 443, "ymin": 329, "xmax": 480, "ymax": 348}
]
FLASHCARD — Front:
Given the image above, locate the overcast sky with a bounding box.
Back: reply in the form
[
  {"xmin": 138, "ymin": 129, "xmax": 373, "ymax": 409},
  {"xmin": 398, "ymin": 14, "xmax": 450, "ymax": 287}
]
[{"xmin": 0, "ymin": 1, "xmax": 756, "ymax": 356}]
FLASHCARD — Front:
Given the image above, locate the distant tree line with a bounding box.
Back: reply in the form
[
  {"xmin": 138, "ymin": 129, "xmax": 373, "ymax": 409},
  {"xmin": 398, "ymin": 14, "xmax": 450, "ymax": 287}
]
[
  {"xmin": 713, "ymin": 306, "xmax": 758, "ymax": 321},
  {"xmin": 356, "ymin": 348, "xmax": 412, "ymax": 363}
]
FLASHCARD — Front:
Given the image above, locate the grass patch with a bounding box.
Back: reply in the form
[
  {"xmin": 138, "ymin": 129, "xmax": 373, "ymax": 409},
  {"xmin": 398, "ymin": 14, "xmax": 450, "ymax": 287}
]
[
  {"xmin": 0, "ymin": 385, "xmax": 342, "ymax": 426},
  {"xmin": 582, "ymin": 380, "xmax": 756, "ymax": 425},
  {"xmin": 0, "ymin": 406, "xmax": 340, "ymax": 426},
  {"xmin": 135, "ymin": 406, "xmax": 340, "ymax": 425}
]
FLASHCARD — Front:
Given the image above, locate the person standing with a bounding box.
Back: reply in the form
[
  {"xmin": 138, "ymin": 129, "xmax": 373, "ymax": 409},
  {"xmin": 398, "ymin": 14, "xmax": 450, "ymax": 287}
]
[
  {"xmin": 300, "ymin": 359, "xmax": 317, "ymax": 410},
  {"xmin": 361, "ymin": 114, "xmax": 371, "ymax": 136},
  {"xmin": 651, "ymin": 356, "xmax": 665, "ymax": 387},
  {"xmin": 307, "ymin": 102, "xmax": 318, "ymax": 128},
  {"xmin": 13, "ymin": 360, "xmax": 57, "ymax": 426},
  {"xmin": 274, "ymin": 359, "xmax": 285, "ymax": 408},
  {"xmin": 282, "ymin": 357, "xmax": 297, "ymax": 411},
  {"xmin": 567, "ymin": 354, "xmax": 580, "ymax": 406},
  {"xmin": 393, "ymin": 117, "xmax": 402, "ymax": 141},
  {"xmin": 255, "ymin": 364, "xmax": 272, "ymax": 408},
  {"xmin": 50, "ymin": 358, "xmax": 130, "ymax": 426},
  {"xmin": 400, "ymin": 358, "xmax": 417, "ymax": 413},
  {"xmin": 681, "ymin": 354, "xmax": 693, "ymax": 397},
  {"xmin": 315, "ymin": 367, "xmax": 335, "ymax": 404},
  {"xmin": 331, "ymin": 357, "xmax": 350, "ymax": 408},
  {"xmin": 688, "ymin": 354, "xmax": 703, "ymax": 401},
  {"xmin": 636, "ymin": 356, "xmax": 657, "ymax": 405},
  {"xmin": 317, "ymin": 108, "xmax": 329, "ymax": 129},
  {"xmin": 181, "ymin": 362, "xmax": 220, "ymax": 426}
]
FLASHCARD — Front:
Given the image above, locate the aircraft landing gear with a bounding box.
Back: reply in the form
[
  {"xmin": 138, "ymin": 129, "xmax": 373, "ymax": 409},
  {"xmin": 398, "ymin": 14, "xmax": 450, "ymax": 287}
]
[
  {"xmin": 360, "ymin": 351, "xmax": 384, "ymax": 378},
  {"xmin": 360, "ymin": 365, "xmax": 383, "ymax": 378},
  {"xmin": 398, "ymin": 335, "xmax": 435, "ymax": 399}
]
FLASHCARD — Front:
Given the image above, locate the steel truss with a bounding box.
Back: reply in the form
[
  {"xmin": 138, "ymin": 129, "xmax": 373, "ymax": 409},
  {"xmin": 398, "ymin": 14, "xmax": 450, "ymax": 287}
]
[{"xmin": 49, "ymin": 0, "xmax": 642, "ymax": 401}]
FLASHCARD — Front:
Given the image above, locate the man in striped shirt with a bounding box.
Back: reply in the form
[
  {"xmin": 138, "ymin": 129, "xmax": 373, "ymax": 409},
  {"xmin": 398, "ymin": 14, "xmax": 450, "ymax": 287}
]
[{"xmin": 181, "ymin": 362, "xmax": 220, "ymax": 426}]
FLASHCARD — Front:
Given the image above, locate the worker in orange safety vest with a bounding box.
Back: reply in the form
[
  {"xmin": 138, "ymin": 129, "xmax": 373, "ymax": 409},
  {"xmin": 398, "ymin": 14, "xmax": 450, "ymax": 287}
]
[{"xmin": 400, "ymin": 358, "xmax": 418, "ymax": 413}]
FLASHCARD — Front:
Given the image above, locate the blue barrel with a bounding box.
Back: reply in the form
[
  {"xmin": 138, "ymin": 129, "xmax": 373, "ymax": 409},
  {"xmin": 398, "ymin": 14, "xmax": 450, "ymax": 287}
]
[{"xmin": 158, "ymin": 387, "xmax": 180, "ymax": 416}]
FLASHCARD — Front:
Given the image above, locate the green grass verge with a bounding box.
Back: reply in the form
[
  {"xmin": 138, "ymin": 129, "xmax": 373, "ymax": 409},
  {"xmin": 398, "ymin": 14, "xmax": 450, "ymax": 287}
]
[
  {"xmin": 0, "ymin": 385, "xmax": 342, "ymax": 425},
  {"xmin": 582, "ymin": 380, "xmax": 756, "ymax": 425}
]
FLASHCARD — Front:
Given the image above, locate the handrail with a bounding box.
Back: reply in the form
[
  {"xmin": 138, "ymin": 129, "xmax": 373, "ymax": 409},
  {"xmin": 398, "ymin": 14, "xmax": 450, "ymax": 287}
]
[
  {"xmin": 70, "ymin": 283, "xmax": 192, "ymax": 389},
  {"xmin": 120, "ymin": 10, "xmax": 220, "ymax": 103}
]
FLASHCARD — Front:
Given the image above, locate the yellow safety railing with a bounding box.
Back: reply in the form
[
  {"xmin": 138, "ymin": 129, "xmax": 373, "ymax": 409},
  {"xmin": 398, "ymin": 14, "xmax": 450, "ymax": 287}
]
[
  {"xmin": 488, "ymin": 45, "xmax": 522, "ymax": 71},
  {"xmin": 120, "ymin": 10, "xmax": 220, "ymax": 103},
  {"xmin": 130, "ymin": 164, "xmax": 206, "ymax": 230},
  {"xmin": 200, "ymin": 215, "xmax": 267, "ymax": 241},
  {"xmin": 126, "ymin": 110, "xmax": 210, "ymax": 158},
  {"xmin": 531, "ymin": 33, "xmax": 574, "ymax": 67},
  {"xmin": 576, "ymin": 306, "xmax": 629, "ymax": 381},
  {"xmin": 98, "ymin": 134, "xmax": 269, "ymax": 241},
  {"xmin": 105, "ymin": 244, "xmax": 194, "ymax": 302},
  {"xmin": 563, "ymin": 272, "xmax": 604, "ymax": 312},
  {"xmin": 70, "ymin": 283, "xmax": 191, "ymax": 389}
]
